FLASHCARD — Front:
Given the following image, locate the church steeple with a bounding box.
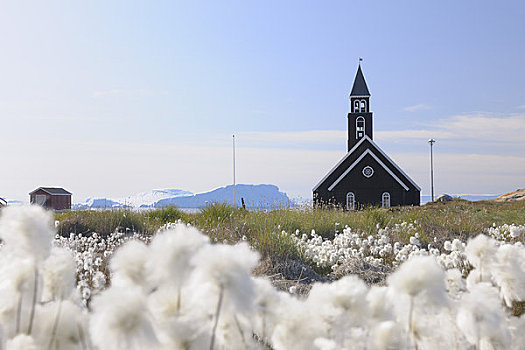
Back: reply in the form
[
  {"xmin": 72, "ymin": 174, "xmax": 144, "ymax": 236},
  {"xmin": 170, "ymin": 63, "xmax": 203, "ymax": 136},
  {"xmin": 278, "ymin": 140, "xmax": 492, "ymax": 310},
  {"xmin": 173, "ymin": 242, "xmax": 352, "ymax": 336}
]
[
  {"xmin": 347, "ymin": 64, "xmax": 373, "ymax": 151},
  {"xmin": 350, "ymin": 65, "xmax": 370, "ymax": 97}
]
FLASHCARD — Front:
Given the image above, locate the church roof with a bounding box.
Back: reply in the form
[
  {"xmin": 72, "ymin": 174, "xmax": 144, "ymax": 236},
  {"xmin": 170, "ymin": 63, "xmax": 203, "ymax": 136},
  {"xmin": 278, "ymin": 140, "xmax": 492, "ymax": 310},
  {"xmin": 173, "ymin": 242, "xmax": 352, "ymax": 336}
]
[
  {"xmin": 29, "ymin": 187, "xmax": 72, "ymax": 195},
  {"xmin": 312, "ymin": 135, "xmax": 421, "ymax": 192},
  {"xmin": 350, "ymin": 65, "xmax": 370, "ymax": 97}
]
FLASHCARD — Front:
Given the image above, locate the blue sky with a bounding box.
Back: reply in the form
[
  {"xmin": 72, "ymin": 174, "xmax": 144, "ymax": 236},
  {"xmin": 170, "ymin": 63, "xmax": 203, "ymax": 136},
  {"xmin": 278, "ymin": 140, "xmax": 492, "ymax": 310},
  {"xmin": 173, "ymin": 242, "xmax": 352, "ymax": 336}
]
[{"xmin": 1, "ymin": 1, "xmax": 524, "ymax": 202}]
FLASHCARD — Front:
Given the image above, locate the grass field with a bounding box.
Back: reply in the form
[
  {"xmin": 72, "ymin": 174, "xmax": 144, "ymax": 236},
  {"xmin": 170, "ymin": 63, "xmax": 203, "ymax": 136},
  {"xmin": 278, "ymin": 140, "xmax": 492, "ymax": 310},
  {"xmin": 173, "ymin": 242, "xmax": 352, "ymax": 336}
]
[
  {"xmin": 1, "ymin": 201, "xmax": 525, "ymax": 349},
  {"xmin": 55, "ymin": 199, "xmax": 525, "ymax": 262}
]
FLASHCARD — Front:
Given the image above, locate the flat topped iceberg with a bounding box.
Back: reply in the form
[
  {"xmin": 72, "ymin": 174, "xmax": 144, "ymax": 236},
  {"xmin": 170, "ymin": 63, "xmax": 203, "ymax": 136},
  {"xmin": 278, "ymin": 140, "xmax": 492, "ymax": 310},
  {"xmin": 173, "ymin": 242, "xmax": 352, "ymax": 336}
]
[
  {"xmin": 118, "ymin": 189, "xmax": 193, "ymax": 207},
  {"xmin": 74, "ymin": 185, "xmax": 291, "ymax": 210},
  {"xmin": 155, "ymin": 184, "xmax": 291, "ymax": 209}
]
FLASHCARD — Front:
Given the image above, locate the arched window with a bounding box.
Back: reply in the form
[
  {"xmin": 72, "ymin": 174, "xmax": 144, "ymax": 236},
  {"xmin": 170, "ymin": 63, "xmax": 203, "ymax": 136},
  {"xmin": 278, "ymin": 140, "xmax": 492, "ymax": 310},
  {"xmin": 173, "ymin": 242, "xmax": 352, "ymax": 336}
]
[
  {"xmin": 382, "ymin": 192, "xmax": 391, "ymax": 208},
  {"xmin": 356, "ymin": 117, "xmax": 365, "ymax": 139},
  {"xmin": 360, "ymin": 100, "xmax": 367, "ymax": 112},
  {"xmin": 353, "ymin": 100, "xmax": 360, "ymax": 112},
  {"xmin": 346, "ymin": 192, "xmax": 355, "ymax": 210}
]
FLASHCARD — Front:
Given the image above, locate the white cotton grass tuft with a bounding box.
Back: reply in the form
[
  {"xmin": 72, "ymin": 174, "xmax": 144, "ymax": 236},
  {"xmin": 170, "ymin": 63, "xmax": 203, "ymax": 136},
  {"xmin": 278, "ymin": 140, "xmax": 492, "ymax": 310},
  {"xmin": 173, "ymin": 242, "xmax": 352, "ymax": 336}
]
[
  {"xmin": 41, "ymin": 247, "xmax": 77, "ymax": 301},
  {"xmin": 110, "ymin": 240, "xmax": 150, "ymax": 290},
  {"xmin": 464, "ymin": 234, "xmax": 497, "ymax": 279},
  {"xmin": 6, "ymin": 334, "xmax": 38, "ymax": 350},
  {"xmin": 147, "ymin": 285, "xmax": 204, "ymax": 349},
  {"xmin": 0, "ymin": 205, "xmax": 54, "ymax": 261},
  {"xmin": 90, "ymin": 286, "xmax": 159, "ymax": 350},
  {"xmin": 305, "ymin": 275, "xmax": 369, "ymax": 347},
  {"xmin": 370, "ymin": 320, "xmax": 403, "ymax": 350},
  {"xmin": 491, "ymin": 244, "xmax": 525, "ymax": 307},
  {"xmin": 0, "ymin": 257, "xmax": 41, "ymax": 338},
  {"xmin": 251, "ymin": 277, "xmax": 283, "ymax": 340},
  {"xmin": 366, "ymin": 286, "xmax": 394, "ymax": 321},
  {"xmin": 388, "ymin": 255, "xmax": 447, "ymax": 349},
  {"xmin": 189, "ymin": 241, "xmax": 259, "ymax": 315},
  {"xmin": 271, "ymin": 295, "xmax": 322, "ymax": 350},
  {"xmin": 307, "ymin": 275, "xmax": 369, "ymax": 329},
  {"xmin": 445, "ymin": 268, "xmax": 466, "ymax": 297},
  {"xmin": 32, "ymin": 299, "xmax": 87, "ymax": 349},
  {"xmin": 456, "ymin": 282, "xmax": 511, "ymax": 349},
  {"xmin": 313, "ymin": 337, "xmax": 337, "ymax": 350},
  {"xmin": 147, "ymin": 223, "xmax": 209, "ymax": 289},
  {"xmin": 388, "ymin": 255, "xmax": 447, "ymax": 306}
]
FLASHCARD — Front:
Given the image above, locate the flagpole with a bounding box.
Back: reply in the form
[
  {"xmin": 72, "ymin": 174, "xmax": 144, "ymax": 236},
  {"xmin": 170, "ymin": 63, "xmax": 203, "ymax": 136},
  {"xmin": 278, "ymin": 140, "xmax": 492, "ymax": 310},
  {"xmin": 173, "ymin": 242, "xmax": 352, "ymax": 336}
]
[
  {"xmin": 428, "ymin": 138, "xmax": 435, "ymax": 202},
  {"xmin": 233, "ymin": 134, "xmax": 236, "ymax": 207}
]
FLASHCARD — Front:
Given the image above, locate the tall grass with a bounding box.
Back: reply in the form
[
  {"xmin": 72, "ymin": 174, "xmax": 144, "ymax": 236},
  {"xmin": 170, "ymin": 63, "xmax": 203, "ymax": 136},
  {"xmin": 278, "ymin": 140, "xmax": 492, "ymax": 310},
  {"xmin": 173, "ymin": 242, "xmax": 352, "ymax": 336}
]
[
  {"xmin": 55, "ymin": 199, "xmax": 525, "ymax": 257},
  {"xmin": 55, "ymin": 209, "xmax": 157, "ymax": 237}
]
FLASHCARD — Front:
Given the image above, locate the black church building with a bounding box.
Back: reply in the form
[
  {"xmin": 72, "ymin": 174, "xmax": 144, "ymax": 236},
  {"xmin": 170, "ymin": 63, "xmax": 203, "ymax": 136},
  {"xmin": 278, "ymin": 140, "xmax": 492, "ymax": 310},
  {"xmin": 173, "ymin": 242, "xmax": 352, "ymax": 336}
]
[{"xmin": 313, "ymin": 65, "xmax": 420, "ymax": 209}]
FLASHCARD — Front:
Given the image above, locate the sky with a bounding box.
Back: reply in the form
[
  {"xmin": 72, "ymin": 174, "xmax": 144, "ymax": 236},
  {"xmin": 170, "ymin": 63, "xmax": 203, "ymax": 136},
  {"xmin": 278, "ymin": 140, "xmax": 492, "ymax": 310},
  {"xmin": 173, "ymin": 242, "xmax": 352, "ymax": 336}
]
[{"xmin": 1, "ymin": 0, "xmax": 525, "ymax": 202}]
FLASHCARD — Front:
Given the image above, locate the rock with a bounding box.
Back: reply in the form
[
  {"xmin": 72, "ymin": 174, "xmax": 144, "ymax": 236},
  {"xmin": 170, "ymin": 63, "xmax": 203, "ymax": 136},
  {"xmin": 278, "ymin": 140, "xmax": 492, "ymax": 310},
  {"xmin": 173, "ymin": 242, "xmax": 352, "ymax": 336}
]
[
  {"xmin": 494, "ymin": 189, "xmax": 525, "ymax": 202},
  {"xmin": 435, "ymin": 194, "xmax": 453, "ymax": 202}
]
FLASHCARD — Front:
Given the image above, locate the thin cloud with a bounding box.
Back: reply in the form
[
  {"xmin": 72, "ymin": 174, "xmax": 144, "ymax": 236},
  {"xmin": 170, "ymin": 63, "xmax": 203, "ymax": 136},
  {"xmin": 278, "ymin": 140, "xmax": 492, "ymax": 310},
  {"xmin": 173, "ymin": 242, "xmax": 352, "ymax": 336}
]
[
  {"xmin": 234, "ymin": 113, "xmax": 525, "ymax": 149},
  {"xmin": 240, "ymin": 130, "xmax": 345, "ymax": 143},
  {"xmin": 92, "ymin": 88, "xmax": 168, "ymax": 98},
  {"xmin": 380, "ymin": 113, "xmax": 525, "ymax": 145},
  {"xmin": 403, "ymin": 104, "xmax": 432, "ymax": 112},
  {"xmin": 436, "ymin": 114, "xmax": 525, "ymax": 143},
  {"xmin": 4, "ymin": 135, "xmax": 524, "ymax": 201},
  {"xmin": 375, "ymin": 129, "xmax": 455, "ymax": 140}
]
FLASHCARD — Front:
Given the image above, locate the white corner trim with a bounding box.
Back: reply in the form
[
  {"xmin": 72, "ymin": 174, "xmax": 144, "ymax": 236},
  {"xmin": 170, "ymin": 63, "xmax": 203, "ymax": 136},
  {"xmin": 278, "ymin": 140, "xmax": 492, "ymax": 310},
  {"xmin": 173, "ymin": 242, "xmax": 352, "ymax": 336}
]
[
  {"xmin": 312, "ymin": 135, "xmax": 371, "ymax": 191},
  {"xmin": 328, "ymin": 149, "xmax": 410, "ymax": 192},
  {"xmin": 366, "ymin": 138, "xmax": 422, "ymax": 191}
]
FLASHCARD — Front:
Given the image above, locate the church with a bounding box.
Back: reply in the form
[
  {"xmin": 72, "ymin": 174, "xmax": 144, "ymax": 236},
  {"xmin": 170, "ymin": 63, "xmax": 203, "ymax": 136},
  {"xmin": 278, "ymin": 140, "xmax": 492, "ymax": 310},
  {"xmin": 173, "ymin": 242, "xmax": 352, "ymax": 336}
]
[{"xmin": 313, "ymin": 65, "xmax": 420, "ymax": 209}]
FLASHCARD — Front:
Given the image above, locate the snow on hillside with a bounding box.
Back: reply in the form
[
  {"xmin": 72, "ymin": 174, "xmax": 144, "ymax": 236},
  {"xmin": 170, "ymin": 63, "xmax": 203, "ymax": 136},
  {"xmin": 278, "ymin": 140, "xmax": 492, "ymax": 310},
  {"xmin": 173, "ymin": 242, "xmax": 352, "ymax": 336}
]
[{"xmin": 73, "ymin": 184, "xmax": 291, "ymax": 210}]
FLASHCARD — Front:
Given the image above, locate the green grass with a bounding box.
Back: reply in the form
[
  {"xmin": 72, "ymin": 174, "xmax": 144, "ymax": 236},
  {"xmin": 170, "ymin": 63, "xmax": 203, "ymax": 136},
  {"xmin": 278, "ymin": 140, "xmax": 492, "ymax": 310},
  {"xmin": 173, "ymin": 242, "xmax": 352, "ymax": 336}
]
[
  {"xmin": 55, "ymin": 199, "xmax": 525, "ymax": 258},
  {"xmin": 55, "ymin": 209, "xmax": 158, "ymax": 237}
]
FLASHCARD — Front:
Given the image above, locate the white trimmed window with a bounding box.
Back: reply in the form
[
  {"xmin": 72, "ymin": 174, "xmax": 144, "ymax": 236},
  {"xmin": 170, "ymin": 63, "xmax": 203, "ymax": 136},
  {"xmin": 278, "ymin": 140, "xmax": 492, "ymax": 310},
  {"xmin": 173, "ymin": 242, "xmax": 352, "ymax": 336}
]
[
  {"xmin": 346, "ymin": 192, "xmax": 355, "ymax": 210},
  {"xmin": 362, "ymin": 166, "xmax": 374, "ymax": 178},
  {"xmin": 356, "ymin": 117, "xmax": 365, "ymax": 138},
  {"xmin": 360, "ymin": 100, "xmax": 367, "ymax": 112},
  {"xmin": 353, "ymin": 100, "xmax": 360, "ymax": 112},
  {"xmin": 382, "ymin": 192, "xmax": 391, "ymax": 208}
]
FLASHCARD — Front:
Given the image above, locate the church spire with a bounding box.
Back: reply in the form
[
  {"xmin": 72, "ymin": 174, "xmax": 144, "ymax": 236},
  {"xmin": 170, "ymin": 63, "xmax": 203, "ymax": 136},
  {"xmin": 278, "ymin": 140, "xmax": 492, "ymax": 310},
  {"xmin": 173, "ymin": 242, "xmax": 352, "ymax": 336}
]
[
  {"xmin": 347, "ymin": 64, "xmax": 372, "ymax": 151},
  {"xmin": 350, "ymin": 64, "xmax": 370, "ymax": 97}
]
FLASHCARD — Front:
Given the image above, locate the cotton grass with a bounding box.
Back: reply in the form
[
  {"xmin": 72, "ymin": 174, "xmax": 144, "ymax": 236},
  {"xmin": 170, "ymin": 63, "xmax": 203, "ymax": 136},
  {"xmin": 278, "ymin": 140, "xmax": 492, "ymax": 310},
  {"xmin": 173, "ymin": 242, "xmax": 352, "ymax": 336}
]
[{"xmin": 1, "ymin": 206, "xmax": 525, "ymax": 349}]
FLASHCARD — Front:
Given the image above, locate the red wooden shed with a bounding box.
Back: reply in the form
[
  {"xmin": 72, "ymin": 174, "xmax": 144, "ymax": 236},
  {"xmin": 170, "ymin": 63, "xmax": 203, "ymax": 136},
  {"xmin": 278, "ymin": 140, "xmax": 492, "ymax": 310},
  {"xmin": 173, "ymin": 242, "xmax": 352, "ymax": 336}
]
[{"xmin": 29, "ymin": 187, "xmax": 72, "ymax": 211}]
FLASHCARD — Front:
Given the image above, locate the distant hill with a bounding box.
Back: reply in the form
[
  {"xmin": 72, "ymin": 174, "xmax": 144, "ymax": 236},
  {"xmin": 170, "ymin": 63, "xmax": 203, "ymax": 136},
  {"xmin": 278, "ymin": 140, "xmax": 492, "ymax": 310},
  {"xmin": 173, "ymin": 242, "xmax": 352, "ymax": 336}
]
[
  {"xmin": 420, "ymin": 194, "xmax": 498, "ymax": 204},
  {"xmin": 74, "ymin": 184, "xmax": 291, "ymax": 210}
]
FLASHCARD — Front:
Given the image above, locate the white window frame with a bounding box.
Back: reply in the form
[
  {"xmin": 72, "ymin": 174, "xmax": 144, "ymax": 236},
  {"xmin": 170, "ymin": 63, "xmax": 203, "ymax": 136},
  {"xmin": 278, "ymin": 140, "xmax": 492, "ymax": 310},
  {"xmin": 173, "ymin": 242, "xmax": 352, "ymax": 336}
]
[
  {"xmin": 360, "ymin": 99, "xmax": 367, "ymax": 112},
  {"xmin": 346, "ymin": 192, "xmax": 355, "ymax": 210},
  {"xmin": 353, "ymin": 100, "xmax": 360, "ymax": 112},
  {"xmin": 382, "ymin": 192, "xmax": 391, "ymax": 208},
  {"xmin": 356, "ymin": 116, "xmax": 365, "ymax": 139},
  {"xmin": 362, "ymin": 166, "xmax": 374, "ymax": 178}
]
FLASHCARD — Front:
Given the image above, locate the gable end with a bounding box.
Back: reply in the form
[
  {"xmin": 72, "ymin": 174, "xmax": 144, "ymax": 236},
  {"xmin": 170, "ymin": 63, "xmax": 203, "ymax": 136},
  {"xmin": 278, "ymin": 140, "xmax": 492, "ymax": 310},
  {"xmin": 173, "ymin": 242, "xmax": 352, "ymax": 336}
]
[
  {"xmin": 327, "ymin": 149, "xmax": 410, "ymax": 191},
  {"xmin": 312, "ymin": 135, "xmax": 370, "ymax": 191}
]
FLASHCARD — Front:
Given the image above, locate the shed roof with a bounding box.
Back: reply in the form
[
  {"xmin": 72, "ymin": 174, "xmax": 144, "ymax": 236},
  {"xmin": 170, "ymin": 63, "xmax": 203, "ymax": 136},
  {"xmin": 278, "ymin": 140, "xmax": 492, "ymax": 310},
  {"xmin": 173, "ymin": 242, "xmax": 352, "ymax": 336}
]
[
  {"xmin": 29, "ymin": 187, "xmax": 72, "ymax": 196},
  {"xmin": 350, "ymin": 65, "xmax": 370, "ymax": 97}
]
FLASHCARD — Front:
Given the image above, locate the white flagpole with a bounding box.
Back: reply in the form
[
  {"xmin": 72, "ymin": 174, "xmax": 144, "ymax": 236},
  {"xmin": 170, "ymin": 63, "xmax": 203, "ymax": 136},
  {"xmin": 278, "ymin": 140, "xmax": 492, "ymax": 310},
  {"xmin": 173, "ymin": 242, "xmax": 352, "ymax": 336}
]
[
  {"xmin": 428, "ymin": 138, "xmax": 436, "ymax": 202},
  {"xmin": 233, "ymin": 134, "xmax": 236, "ymax": 207}
]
